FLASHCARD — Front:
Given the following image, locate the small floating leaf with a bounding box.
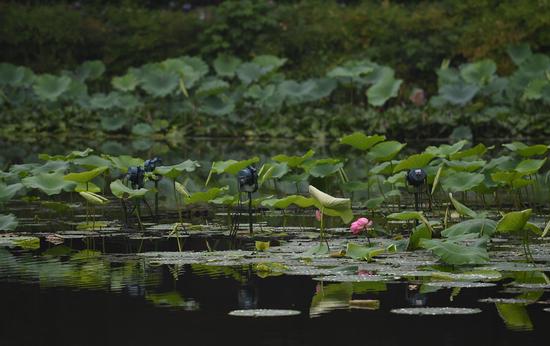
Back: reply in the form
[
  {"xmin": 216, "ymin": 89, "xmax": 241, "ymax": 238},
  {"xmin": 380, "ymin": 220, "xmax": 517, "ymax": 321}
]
[
  {"xmin": 228, "ymin": 309, "xmax": 300, "ymax": 317},
  {"xmin": 391, "ymin": 307, "xmax": 482, "ymax": 315}
]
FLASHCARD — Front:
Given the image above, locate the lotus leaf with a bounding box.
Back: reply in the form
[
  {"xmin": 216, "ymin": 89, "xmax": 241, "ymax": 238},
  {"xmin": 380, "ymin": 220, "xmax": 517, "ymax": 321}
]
[
  {"xmin": 408, "ymin": 223, "xmax": 432, "ymax": 250},
  {"xmin": 368, "ymin": 141, "xmax": 406, "ymax": 162},
  {"xmin": 213, "ymin": 54, "xmax": 242, "ymax": 78},
  {"xmin": 448, "ymin": 193, "xmax": 482, "ymax": 218},
  {"xmin": 441, "ymin": 171, "xmax": 484, "ymax": 193},
  {"xmin": 258, "ymin": 163, "xmax": 289, "ymax": 185},
  {"xmin": 393, "ymin": 153, "xmax": 435, "ymax": 173},
  {"xmin": 308, "ymin": 185, "xmax": 352, "ymax": 223},
  {"xmin": 444, "ymin": 159, "xmax": 486, "ymax": 172},
  {"xmin": 425, "ymin": 140, "xmax": 468, "ymax": 157},
  {"xmin": 64, "ymin": 166, "xmax": 108, "ymax": 183},
  {"xmin": 514, "ymin": 159, "xmax": 547, "ymax": 175},
  {"xmin": 110, "ymin": 179, "xmax": 149, "ymax": 199},
  {"xmin": 420, "ymin": 235, "xmax": 489, "ymax": 265},
  {"xmin": 503, "ymin": 142, "xmax": 548, "ymax": 157},
  {"xmin": 79, "ymin": 191, "xmax": 109, "ymax": 205},
  {"xmin": 196, "ymin": 79, "xmax": 230, "ymax": 97},
  {"xmin": 507, "ymin": 43, "xmax": 532, "ymax": 66},
  {"xmin": 131, "ymin": 123, "xmax": 154, "ymax": 137},
  {"xmin": 155, "ymin": 160, "xmax": 200, "ymax": 179},
  {"xmin": 184, "ymin": 186, "xmax": 228, "ymax": 205},
  {"xmin": 0, "ymin": 182, "xmax": 23, "ymax": 203},
  {"xmin": 22, "ymin": 172, "xmax": 76, "ymax": 195},
  {"xmin": 139, "ymin": 66, "xmax": 179, "ymax": 97},
  {"xmin": 496, "ymin": 209, "xmax": 532, "ymax": 233},
  {"xmin": 346, "ymin": 242, "xmax": 386, "ymax": 261},
  {"xmin": 340, "ymin": 132, "xmax": 385, "ymax": 151},
  {"xmin": 460, "ymin": 59, "xmax": 496, "ymax": 86},
  {"xmin": 33, "ymin": 74, "xmax": 72, "ymax": 101},
  {"xmin": 199, "ymin": 95, "xmax": 235, "ymax": 116},
  {"xmin": 439, "ymin": 81, "xmax": 479, "ymax": 106},
  {"xmin": 236, "ymin": 63, "xmax": 265, "ymax": 85},
  {"xmin": 75, "ymin": 60, "xmax": 105, "ymax": 81},
  {"xmin": 272, "ymin": 150, "xmax": 314, "ymax": 167},
  {"xmin": 111, "ymin": 73, "xmax": 139, "ymax": 92},
  {"xmin": 106, "ymin": 155, "xmax": 144, "ymax": 173},
  {"xmin": 0, "ymin": 214, "xmax": 18, "ymax": 231},
  {"xmin": 496, "ymin": 303, "xmax": 533, "ymax": 331},
  {"xmin": 367, "ymin": 72, "xmax": 402, "ymax": 106},
  {"xmin": 450, "ymin": 143, "xmax": 489, "ymax": 160},
  {"xmin": 261, "ymin": 195, "xmax": 315, "ymax": 209},
  {"xmin": 442, "ymin": 219, "xmax": 497, "ymax": 237}
]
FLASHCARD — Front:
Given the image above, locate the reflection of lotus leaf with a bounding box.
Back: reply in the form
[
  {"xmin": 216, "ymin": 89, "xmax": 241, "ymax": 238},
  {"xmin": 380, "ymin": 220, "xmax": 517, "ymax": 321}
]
[{"xmin": 391, "ymin": 307, "xmax": 481, "ymax": 315}]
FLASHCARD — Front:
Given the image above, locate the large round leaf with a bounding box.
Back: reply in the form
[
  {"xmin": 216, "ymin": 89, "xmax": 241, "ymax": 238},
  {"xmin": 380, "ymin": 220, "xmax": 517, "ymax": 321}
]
[
  {"xmin": 393, "ymin": 153, "xmax": 435, "ymax": 173},
  {"xmin": 367, "ymin": 74, "xmax": 402, "ymax": 106},
  {"xmin": 199, "ymin": 95, "xmax": 235, "ymax": 116},
  {"xmin": 261, "ymin": 195, "xmax": 315, "ymax": 209},
  {"xmin": 441, "ymin": 171, "xmax": 484, "ymax": 193},
  {"xmin": 460, "ymin": 59, "xmax": 496, "ymax": 86},
  {"xmin": 368, "ymin": 141, "xmax": 406, "ymax": 162},
  {"xmin": 340, "ymin": 132, "xmax": 385, "ymax": 151},
  {"xmin": 496, "ymin": 209, "xmax": 532, "ymax": 233},
  {"xmin": 155, "ymin": 160, "xmax": 200, "ymax": 179},
  {"xmin": 441, "ymin": 219, "xmax": 497, "ymax": 237},
  {"xmin": 110, "ymin": 179, "xmax": 148, "ymax": 199},
  {"xmin": 236, "ymin": 63, "xmax": 265, "ymax": 85},
  {"xmin": 75, "ymin": 60, "xmax": 105, "ymax": 81},
  {"xmin": 420, "ymin": 236, "xmax": 489, "ymax": 265},
  {"xmin": 139, "ymin": 66, "xmax": 179, "ymax": 97},
  {"xmin": 112, "ymin": 73, "xmax": 139, "ymax": 92},
  {"xmin": 33, "ymin": 74, "xmax": 71, "ymax": 101},
  {"xmin": 213, "ymin": 54, "xmax": 242, "ymax": 78},
  {"xmin": 64, "ymin": 166, "xmax": 108, "ymax": 183},
  {"xmin": 439, "ymin": 81, "xmax": 479, "ymax": 106},
  {"xmin": 22, "ymin": 172, "xmax": 76, "ymax": 195}
]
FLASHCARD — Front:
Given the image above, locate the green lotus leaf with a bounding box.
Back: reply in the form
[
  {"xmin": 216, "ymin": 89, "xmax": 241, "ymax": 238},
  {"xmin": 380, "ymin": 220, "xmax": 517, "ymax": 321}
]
[
  {"xmin": 33, "ymin": 74, "xmax": 71, "ymax": 101},
  {"xmin": 196, "ymin": 79, "xmax": 230, "ymax": 97},
  {"xmin": 180, "ymin": 56, "xmax": 209, "ymax": 76},
  {"xmin": 450, "ymin": 143, "xmax": 489, "ymax": 160},
  {"xmin": 491, "ymin": 171, "xmax": 523, "ymax": 186},
  {"xmin": 38, "ymin": 148, "xmax": 94, "ymax": 162},
  {"xmin": 89, "ymin": 92, "xmax": 118, "ymax": 110},
  {"xmin": 259, "ymin": 162, "xmax": 289, "ymax": 185},
  {"xmin": 158, "ymin": 58, "xmax": 202, "ymax": 89},
  {"xmin": 75, "ymin": 60, "xmax": 105, "ymax": 81},
  {"xmin": 523, "ymin": 78, "xmax": 549, "ymax": 100},
  {"xmin": 253, "ymin": 55, "xmax": 287, "ymax": 72},
  {"xmin": 327, "ymin": 65, "xmax": 373, "ymax": 79},
  {"xmin": 420, "ymin": 235, "xmax": 489, "ymax": 265},
  {"xmin": 72, "ymin": 156, "xmax": 112, "ymax": 170},
  {"xmin": 346, "ymin": 242, "xmax": 387, "ymax": 261},
  {"xmin": 112, "ymin": 73, "xmax": 139, "ymax": 92},
  {"xmin": 236, "ymin": 62, "xmax": 265, "ymax": 85},
  {"xmin": 0, "ymin": 182, "xmax": 23, "ymax": 203},
  {"xmin": 0, "ymin": 63, "xmax": 26, "ymax": 86},
  {"xmin": 272, "ymin": 150, "xmax": 314, "ymax": 167},
  {"xmin": 408, "ymin": 223, "xmax": 432, "ymax": 250},
  {"xmin": 482, "ymin": 156, "xmax": 515, "ymax": 172},
  {"xmin": 213, "ymin": 54, "xmax": 242, "ymax": 78},
  {"xmin": 155, "ymin": 160, "xmax": 200, "ymax": 179},
  {"xmin": 63, "ymin": 79, "xmax": 88, "ymax": 101},
  {"xmin": 31, "ymin": 161, "xmax": 69, "ymax": 175},
  {"xmin": 185, "ymin": 186, "xmax": 229, "ymax": 205},
  {"xmin": 393, "ymin": 153, "xmax": 435, "ymax": 173},
  {"xmin": 368, "ymin": 141, "xmax": 406, "ymax": 162},
  {"xmin": 441, "ymin": 219, "xmax": 497, "ymax": 238},
  {"xmin": 520, "ymin": 54, "xmax": 550, "ymax": 76},
  {"xmin": 367, "ymin": 72, "xmax": 402, "ymax": 107},
  {"xmin": 0, "ymin": 214, "xmax": 18, "ymax": 231},
  {"xmin": 496, "ymin": 209, "xmax": 532, "ymax": 233},
  {"xmin": 308, "ymin": 185, "xmax": 352, "ymax": 223},
  {"xmin": 369, "ymin": 162, "xmax": 392, "ymax": 175},
  {"xmin": 444, "ymin": 159, "xmax": 486, "ymax": 172},
  {"xmin": 460, "ymin": 59, "xmax": 496, "ymax": 86},
  {"xmin": 110, "ymin": 179, "xmax": 149, "ymax": 199},
  {"xmin": 425, "ymin": 140, "xmax": 468, "ymax": 157},
  {"xmin": 340, "ymin": 132, "xmax": 386, "ymax": 151},
  {"xmin": 439, "ymin": 81, "xmax": 479, "ymax": 106},
  {"xmin": 131, "ymin": 123, "xmax": 155, "ymax": 137},
  {"xmin": 307, "ymin": 162, "xmax": 344, "ymax": 178},
  {"xmin": 503, "ymin": 142, "xmax": 548, "ymax": 157},
  {"xmin": 448, "ymin": 193, "xmax": 481, "ymax": 218},
  {"xmin": 441, "ymin": 171, "xmax": 484, "ymax": 193},
  {"xmin": 387, "ymin": 211, "xmax": 433, "ymax": 233},
  {"xmin": 22, "ymin": 172, "xmax": 76, "ymax": 195},
  {"xmin": 75, "ymin": 182, "xmax": 101, "ymax": 193},
  {"xmin": 105, "ymin": 155, "xmax": 144, "ymax": 173},
  {"xmin": 101, "ymin": 116, "xmax": 128, "ymax": 132},
  {"xmin": 199, "ymin": 95, "xmax": 235, "ymax": 116},
  {"xmin": 303, "ymin": 242, "xmax": 330, "ymax": 257},
  {"xmin": 139, "ymin": 66, "xmax": 179, "ymax": 97},
  {"xmin": 64, "ymin": 166, "xmax": 108, "ymax": 183},
  {"xmin": 261, "ymin": 195, "xmax": 315, "ymax": 209},
  {"xmin": 507, "ymin": 43, "xmax": 532, "ymax": 66},
  {"xmin": 515, "ymin": 158, "xmax": 547, "ymax": 175},
  {"xmin": 79, "ymin": 191, "xmax": 109, "ymax": 205}
]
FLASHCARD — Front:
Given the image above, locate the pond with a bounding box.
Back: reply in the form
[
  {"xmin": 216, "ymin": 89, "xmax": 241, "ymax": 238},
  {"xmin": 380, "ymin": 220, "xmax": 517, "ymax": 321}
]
[{"xmin": 1, "ymin": 135, "xmax": 550, "ymax": 346}]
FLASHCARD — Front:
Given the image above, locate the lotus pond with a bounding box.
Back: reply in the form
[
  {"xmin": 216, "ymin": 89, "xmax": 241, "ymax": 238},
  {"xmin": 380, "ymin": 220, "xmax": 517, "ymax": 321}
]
[{"xmin": 1, "ymin": 133, "xmax": 550, "ymax": 345}]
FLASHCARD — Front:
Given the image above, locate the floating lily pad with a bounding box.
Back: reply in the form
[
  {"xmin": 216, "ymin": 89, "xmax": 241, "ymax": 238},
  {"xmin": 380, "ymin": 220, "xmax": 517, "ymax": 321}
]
[
  {"xmin": 425, "ymin": 281, "xmax": 496, "ymax": 288},
  {"xmin": 511, "ymin": 283, "xmax": 550, "ymax": 290},
  {"xmin": 391, "ymin": 307, "xmax": 482, "ymax": 315},
  {"xmin": 313, "ymin": 275, "xmax": 395, "ymax": 282},
  {"xmin": 228, "ymin": 309, "xmax": 301, "ymax": 317},
  {"xmin": 478, "ymin": 298, "xmax": 534, "ymax": 304}
]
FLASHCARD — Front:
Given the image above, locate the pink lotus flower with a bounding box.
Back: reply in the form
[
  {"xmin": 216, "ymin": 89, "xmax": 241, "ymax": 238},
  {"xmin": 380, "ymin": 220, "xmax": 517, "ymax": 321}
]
[
  {"xmin": 350, "ymin": 217, "xmax": 373, "ymax": 235},
  {"xmin": 315, "ymin": 209, "xmax": 322, "ymax": 221}
]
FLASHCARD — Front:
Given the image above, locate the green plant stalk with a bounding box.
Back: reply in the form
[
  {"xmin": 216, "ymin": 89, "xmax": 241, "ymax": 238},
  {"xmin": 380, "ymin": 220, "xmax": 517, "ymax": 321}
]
[{"xmin": 172, "ymin": 179, "xmax": 183, "ymax": 224}]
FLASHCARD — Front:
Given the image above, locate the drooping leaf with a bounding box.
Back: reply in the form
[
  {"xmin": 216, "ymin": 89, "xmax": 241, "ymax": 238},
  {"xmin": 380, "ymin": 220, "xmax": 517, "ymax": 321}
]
[
  {"xmin": 64, "ymin": 166, "xmax": 108, "ymax": 183},
  {"xmin": 110, "ymin": 179, "xmax": 149, "ymax": 199},
  {"xmin": 408, "ymin": 223, "xmax": 432, "ymax": 250},
  {"xmin": 0, "ymin": 182, "xmax": 23, "ymax": 203},
  {"xmin": 79, "ymin": 191, "xmax": 109, "ymax": 205},
  {"xmin": 340, "ymin": 133, "xmax": 386, "ymax": 151},
  {"xmin": 448, "ymin": 193, "xmax": 481, "ymax": 218},
  {"xmin": 387, "ymin": 211, "xmax": 433, "ymax": 234},
  {"xmin": 496, "ymin": 303, "xmax": 533, "ymax": 331},
  {"xmin": 496, "ymin": 209, "xmax": 532, "ymax": 234},
  {"xmin": 258, "ymin": 162, "xmax": 289, "ymax": 185},
  {"xmin": 366, "ymin": 73, "xmax": 402, "ymax": 106},
  {"xmin": 450, "ymin": 143, "xmax": 489, "ymax": 160},
  {"xmin": 308, "ymin": 185, "xmax": 352, "ymax": 223}
]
